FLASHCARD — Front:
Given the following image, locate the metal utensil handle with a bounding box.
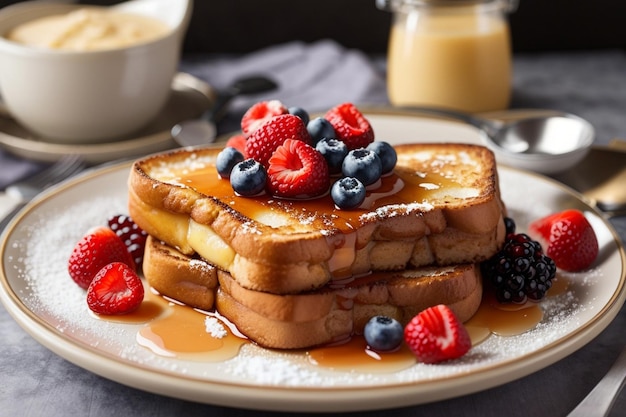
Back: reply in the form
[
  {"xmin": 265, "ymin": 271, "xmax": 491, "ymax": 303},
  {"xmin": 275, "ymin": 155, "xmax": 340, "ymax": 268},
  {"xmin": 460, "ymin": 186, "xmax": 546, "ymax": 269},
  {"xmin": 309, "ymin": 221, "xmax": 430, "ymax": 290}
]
[{"xmin": 567, "ymin": 346, "xmax": 626, "ymax": 417}]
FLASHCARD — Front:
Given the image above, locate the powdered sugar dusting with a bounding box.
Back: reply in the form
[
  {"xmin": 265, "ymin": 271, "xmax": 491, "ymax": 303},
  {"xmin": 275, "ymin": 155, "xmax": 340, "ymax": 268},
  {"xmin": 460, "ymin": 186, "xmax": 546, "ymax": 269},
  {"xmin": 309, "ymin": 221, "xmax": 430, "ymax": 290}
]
[{"xmin": 204, "ymin": 317, "xmax": 227, "ymax": 338}]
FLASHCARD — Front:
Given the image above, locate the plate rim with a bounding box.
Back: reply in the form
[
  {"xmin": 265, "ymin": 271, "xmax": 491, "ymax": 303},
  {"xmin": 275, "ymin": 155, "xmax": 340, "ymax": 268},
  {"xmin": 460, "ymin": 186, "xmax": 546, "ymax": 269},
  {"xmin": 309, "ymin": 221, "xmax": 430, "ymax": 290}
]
[{"xmin": 1, "ymin": 116, "xmax": 625, "ymax": 412}]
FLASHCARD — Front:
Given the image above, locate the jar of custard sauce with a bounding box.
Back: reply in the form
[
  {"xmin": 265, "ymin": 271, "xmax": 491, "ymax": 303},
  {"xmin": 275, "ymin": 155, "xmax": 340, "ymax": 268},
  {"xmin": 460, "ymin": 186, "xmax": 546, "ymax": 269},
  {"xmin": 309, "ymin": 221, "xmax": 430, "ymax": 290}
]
[{"xmin": 377, "ymin": 0, "xmax": 518, "ymax": 113}]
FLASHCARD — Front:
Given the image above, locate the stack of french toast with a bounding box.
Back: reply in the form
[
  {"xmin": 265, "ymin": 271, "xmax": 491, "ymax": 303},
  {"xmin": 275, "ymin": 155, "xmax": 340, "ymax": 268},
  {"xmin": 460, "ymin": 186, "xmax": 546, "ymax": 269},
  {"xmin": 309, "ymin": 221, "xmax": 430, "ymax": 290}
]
[{"xmin": 128, "ymin": 103, "xmax": 506, "ymax": 349}]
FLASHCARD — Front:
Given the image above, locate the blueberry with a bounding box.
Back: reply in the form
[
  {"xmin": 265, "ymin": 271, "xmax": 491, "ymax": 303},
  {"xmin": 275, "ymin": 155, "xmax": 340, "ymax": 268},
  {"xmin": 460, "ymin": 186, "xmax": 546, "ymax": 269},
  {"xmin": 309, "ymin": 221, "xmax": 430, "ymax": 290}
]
[
  {"xmin": 316, "ymin": 138, "xmax": 348, "ymax": 175},
  {"xmin": 288, "ymin": 106, "xmax": 310, "ymax": 126},
  {"xmin": 366, "ymin": 141, "xmax": 397, "ymax": 174},
  {"xmin": 216, "ymin": 147, "xmax": 244, "ymax": 179},
  {"xmin": 331, "ymin": 177, "xmax": 366, "ymax": 209},
  {"xmin": 363, "ymin": 316, "xmax": 404, "ymax": 352},
  {"xmin": 230, "ymin": 159, "xmax": 267, "ymax": 196},
  {"xmin": 307, "ymin": 117, "xmax": 336, "ymax": 145},
  {"xmin": 342, "ymin": 148, "xmax": 382, "ymax": 186}
]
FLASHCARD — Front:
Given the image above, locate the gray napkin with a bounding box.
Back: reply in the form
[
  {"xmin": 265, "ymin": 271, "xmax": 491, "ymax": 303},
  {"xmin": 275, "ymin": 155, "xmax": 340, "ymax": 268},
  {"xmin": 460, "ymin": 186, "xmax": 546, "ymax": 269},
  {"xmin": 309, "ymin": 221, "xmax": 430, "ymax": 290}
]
[
  {"xmin": 180, "ymin": 39, "xmax": 389, "ymax": 117},
  {"xmin": 0, "ymin": 149, "xmax": 47, "ymax": 191}
]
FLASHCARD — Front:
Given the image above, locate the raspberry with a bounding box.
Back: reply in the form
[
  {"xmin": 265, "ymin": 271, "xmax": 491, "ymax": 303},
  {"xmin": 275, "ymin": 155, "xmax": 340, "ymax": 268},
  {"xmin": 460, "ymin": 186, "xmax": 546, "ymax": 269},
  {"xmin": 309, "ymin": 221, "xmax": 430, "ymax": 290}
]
[
  {"xmin": 481, "ymin": 229, "xmax": 556, "ymax": 303},
  {"xmin": 107, "ymin": 214, "xmax": 148, "ymax": 268},
  {"xmin": 87, "ymin": 262, "xmax": 144, "ymax": 315},
  {"xmin": 245, "ymin": 113, "xmax": 311, "ymax": 168},
  {"xmin": 267, "ymin": 139, "xmax": 330, "ymax": 198},
  {"xmin": 404, "ymin": 304, "xmax": 471, "ymax": 363},
  {"xmin": 240, "ymin": 100, "xmax": 288, "ymax": 136},
  {"xmin": 324, "ymin": 102, "xmax": 374, "ymax": 150}
]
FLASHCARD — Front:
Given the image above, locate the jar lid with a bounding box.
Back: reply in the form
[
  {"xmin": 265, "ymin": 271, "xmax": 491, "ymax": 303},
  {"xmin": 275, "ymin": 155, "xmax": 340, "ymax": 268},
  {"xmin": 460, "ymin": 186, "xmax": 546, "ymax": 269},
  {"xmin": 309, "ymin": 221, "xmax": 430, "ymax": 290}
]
[{"xmin": 376, "ymin": 0, "xmax": 518, "ymax": 12}]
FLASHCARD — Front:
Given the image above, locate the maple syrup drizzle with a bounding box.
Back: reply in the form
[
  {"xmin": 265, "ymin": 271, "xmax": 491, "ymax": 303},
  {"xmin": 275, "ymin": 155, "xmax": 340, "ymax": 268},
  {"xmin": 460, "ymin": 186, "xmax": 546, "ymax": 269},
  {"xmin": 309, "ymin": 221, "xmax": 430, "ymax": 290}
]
[
  {"xmin": 306, "ymin": 336, "xmax": 417, "ymax": 373},
  {"xmin": 173, "ymin": 162, "xmax": 462, "ymax": 234}
]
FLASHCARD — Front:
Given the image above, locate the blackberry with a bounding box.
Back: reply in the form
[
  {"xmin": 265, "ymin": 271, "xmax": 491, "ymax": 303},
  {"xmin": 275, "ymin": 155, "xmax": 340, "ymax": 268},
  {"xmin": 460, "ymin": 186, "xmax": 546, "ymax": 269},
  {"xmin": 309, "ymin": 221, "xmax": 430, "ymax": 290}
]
[
  {"xmin": 504, "ymin": 216, "xmax": 516, "ymax": 236},
  {"xmin": 481, "ymin": 230, "xmax": 556, "ymax": 303},
  {"xmin": 108, "ymin": 214, "xmax": 148, "ymax": 268}
]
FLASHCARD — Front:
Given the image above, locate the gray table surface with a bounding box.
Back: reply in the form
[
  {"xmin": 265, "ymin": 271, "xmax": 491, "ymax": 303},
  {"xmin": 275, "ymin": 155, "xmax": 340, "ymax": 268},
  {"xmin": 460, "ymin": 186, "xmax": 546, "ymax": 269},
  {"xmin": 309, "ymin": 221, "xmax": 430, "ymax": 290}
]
[{"xmin": 2, "ymin": 49, "xmax": 626, "ymax": 417}]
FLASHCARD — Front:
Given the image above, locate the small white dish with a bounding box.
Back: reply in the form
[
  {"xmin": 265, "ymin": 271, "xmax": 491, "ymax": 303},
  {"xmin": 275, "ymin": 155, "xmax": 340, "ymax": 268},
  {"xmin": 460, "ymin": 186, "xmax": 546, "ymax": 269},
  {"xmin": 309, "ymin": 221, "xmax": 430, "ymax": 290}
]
[{"xmin": 0, "ymin": 0, "xmax": 193, "ymax": 143}]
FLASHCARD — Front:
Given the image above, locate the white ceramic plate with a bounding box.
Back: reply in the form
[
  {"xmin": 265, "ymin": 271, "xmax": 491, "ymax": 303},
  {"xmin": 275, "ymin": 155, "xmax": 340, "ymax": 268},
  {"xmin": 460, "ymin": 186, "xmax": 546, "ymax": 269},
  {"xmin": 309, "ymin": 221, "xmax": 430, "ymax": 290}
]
[
  {"xmin": 0, "ymin": 73, "xmax": 214, "ymax": 164},
  {"xmin": 1, "ymin": 113, "xmax": 625, "ymax": 412}
]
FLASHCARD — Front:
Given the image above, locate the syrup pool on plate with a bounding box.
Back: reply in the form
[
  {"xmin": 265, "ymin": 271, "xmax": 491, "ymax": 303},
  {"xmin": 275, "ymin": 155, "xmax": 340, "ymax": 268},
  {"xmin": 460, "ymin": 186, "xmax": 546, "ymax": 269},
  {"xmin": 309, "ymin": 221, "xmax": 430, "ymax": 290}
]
[{"xmin": 92, "ymin": 276, "xmax": 570, "ymax": 371}]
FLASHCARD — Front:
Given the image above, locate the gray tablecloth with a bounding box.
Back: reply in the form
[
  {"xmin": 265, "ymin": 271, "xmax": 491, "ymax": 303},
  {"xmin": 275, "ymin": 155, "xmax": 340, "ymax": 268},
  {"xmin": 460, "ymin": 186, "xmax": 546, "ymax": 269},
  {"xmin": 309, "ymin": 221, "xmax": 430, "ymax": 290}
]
[{"xmin": 1, "ymin": 40, "xmax": 626, "ymax": 416}]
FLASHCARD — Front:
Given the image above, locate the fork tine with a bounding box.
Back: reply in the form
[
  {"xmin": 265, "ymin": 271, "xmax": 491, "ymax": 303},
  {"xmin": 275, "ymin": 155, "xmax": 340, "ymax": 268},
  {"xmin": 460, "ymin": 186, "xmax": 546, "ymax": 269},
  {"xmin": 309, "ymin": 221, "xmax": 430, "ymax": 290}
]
[{"xmin": 26, "ymin": 154, "xmax": 84, "ymax": 190}]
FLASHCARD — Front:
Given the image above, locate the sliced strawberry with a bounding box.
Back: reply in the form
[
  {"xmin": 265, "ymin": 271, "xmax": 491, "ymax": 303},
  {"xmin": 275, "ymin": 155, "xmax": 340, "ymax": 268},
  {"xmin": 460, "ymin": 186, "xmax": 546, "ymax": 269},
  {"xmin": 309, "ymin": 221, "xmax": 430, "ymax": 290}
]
[
  {"xmin": 404, "ymin": 304, "xmax": 471, "ymax": 364},
  {"xmin": 267, "ymin": 138, "xmax": 330, "ymax": 198},
  {"xmin": 245, "ymin": 113, "xmax": 311, "ymax": 168},
  {"xmin": 528, "ymin": 209, "xmax": 599, "ymax": 272},
  {"xmin": 240, "ymin": 100, "xmax": 288, "ymax": 136},
  {"xmin": 324, "ymin": 102, "xmax": 374, "ymax": 150},
  {"xmin": 225, "ymin": 134, "xmax": 247, "ymax": 156},
  {"xmin": 87, "ymin": 262, "xmax": 144, "ymax": 315},
  {"xmin": 68, "ymin": 226, "xmax": 135, "ymax": 289}
]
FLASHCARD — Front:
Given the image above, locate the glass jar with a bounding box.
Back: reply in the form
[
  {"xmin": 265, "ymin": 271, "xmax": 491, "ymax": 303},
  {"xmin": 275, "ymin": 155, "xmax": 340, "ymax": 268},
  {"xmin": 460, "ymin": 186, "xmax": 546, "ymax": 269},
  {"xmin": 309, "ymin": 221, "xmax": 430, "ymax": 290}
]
[{"xmin": 378, "ymin": 0, "xmax": 518, "ymax": 113}]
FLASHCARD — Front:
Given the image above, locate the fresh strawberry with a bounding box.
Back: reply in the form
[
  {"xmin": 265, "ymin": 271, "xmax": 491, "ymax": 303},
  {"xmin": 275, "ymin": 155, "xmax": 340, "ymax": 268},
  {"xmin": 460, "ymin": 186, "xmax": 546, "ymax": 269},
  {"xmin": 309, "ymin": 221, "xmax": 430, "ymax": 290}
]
[
  {"xmin": 404, "ymin": 304, "xmax": 471, "ymax": 364},
  {"xmin": 267, "ymin": 139, "xmax": 330, "ymax": 198},
  {"xmin": 107, "ymin": 214, "xmax": 148, "ymax": 268},
  {"xmin": 240, "ymin": 100, "xmax": 288, "ymax": 136},
  {"xmin": 86, "ymin": 262, "xmax": 144, "ymax": 315},
  {"xmin": 528, "ymin": 209, "xmax": 599, "ymax": 272},
  {"xmin": 68, "ymin": 226, "xmax": 135, "ymax": 289},
  {"xmin": 324, "ymin": 102, "xmax": 374, "ymax": 150},
  {"xmin": 225, "ymin": 134, "xmax": 247, "ymax": 156},
  {"xmin": 245, "ymin": 113, "xmax": 311, "ymax": 168}
]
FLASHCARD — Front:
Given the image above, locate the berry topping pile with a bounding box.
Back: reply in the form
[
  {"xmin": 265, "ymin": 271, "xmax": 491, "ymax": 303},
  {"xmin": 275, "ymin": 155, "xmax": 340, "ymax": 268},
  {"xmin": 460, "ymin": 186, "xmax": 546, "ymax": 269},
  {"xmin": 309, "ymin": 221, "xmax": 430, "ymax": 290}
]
[
  {"xmin": 68, "ymin": 214, "xmax": 147, "ymax": 315},
  {"xmin": 404, "ymin": 304, "xmax": 472, "ymax": 364},
  {"xmin": 528, "ymin": 209, "xmax": 599, "ymax": 272},
  {"xmin": 218, "ymin": 101, "xmax": 397, "ymax": 209},
  {"xmin": 481, "ymin": 217, "xmax": 557, "ymax": 303}
]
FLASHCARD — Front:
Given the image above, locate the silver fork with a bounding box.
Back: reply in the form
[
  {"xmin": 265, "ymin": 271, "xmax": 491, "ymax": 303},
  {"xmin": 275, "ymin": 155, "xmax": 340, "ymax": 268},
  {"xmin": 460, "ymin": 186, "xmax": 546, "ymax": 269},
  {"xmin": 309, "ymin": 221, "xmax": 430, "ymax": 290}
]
[
  {"xmin": 0, "ymin": 154, "xmax": 85, "ymax": 230},
  {"xmin": 567, "ymin": 345, "xmax": 626, "ymax": 417}
]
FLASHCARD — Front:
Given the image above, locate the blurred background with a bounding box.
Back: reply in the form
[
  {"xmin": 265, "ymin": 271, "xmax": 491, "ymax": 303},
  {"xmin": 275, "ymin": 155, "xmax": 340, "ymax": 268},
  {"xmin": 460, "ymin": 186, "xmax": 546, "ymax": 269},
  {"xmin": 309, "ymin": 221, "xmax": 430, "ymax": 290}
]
[{"xmin": 1, "ymin": 0, "xmax": 626, "ymax": 53}]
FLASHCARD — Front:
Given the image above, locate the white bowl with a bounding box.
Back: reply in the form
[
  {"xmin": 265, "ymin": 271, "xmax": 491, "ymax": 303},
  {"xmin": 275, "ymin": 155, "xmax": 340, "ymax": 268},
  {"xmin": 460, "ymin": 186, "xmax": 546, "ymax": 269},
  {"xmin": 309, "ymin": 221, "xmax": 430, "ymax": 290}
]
[{"xmin": 0, "ymin": 0, "xmax": 193, "ymax": 143}]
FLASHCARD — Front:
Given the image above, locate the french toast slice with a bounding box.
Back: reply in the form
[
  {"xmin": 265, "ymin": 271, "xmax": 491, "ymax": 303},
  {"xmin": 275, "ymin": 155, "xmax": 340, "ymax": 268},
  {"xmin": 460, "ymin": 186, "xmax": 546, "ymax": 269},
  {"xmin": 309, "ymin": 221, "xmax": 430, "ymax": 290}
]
[
  {"xmin": 143, "ymin": 236, "xmax": 483, "ymax": 350},
  {"xmin": 142, "ymin": 234, "xmax": 218, "ymax": 311},
  {"xmin": 129, "ymin": 143, "xmax": 505, "ymax": 295}
]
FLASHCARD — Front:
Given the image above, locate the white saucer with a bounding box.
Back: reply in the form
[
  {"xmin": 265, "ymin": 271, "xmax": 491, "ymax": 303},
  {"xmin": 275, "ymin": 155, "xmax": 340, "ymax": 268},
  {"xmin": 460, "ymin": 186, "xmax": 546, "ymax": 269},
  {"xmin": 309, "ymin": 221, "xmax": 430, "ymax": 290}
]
[{"xmin": 0, "ymin": 73, "xmax": 215, "ymax": 164}]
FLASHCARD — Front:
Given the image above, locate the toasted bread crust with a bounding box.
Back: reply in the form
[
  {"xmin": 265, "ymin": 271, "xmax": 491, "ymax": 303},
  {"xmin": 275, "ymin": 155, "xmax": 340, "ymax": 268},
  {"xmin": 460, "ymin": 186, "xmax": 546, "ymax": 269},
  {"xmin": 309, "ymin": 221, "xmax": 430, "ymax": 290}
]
[
  {"xmin": 143, "ymin": 237, "xmax": 483, "ymax": 349},
  {"xmin": 142, "ymin": 236, "xmax": 218, "ymax": 311},
  {"xmin": 129, "ymin": 143, "xmax": 505, "ymax": 294}
]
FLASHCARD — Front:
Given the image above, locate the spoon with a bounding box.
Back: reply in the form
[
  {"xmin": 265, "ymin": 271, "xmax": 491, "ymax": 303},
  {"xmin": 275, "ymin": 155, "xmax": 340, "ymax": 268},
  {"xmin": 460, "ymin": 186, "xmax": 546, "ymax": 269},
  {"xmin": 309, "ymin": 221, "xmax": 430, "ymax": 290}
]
[
  {"xmin": 171, "ymin": 75, "xmax": 278, "ymax": 147},
  {"xmin": 400, "ymin": 106, "xmax": 594, "ymax": 156}
]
